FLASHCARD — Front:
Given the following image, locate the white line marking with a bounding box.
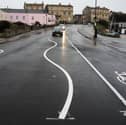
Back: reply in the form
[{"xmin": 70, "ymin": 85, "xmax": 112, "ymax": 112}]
[
  {"xmin": 69, "ymin": 39, "xmax": 126, "ymax": 106},
  {"xmin": 0, "ymin": 49, "xmax": 4, "ymax": 54},
  {"xmin": 46, "ymin": 118, "xmax": 59, "ymax": 120},
  {"xmin": 43, "ymin": 39, "xmax": 74, "ymax": 120},
  {"xmin": 115, "ymin": 71, "xmax": 126, "ymax": 85},
  {"xmin": 46, "ymin": 117, "xmax": 75, "ymax": 120},
  {"xmin": 120, "ymin": 111, "xmax": 126, "ymax": 116}
]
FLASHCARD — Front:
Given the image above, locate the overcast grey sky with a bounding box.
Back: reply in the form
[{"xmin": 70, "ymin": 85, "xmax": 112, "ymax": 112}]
[{"xmin": 1, "ymin": 0, "xmax": 126, "ymax": 14}]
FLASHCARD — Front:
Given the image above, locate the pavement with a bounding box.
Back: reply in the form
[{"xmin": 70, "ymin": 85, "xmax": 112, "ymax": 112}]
[
  {"xmin": 78, "ymin": 24, "xmax": 126, "ymax": 53},
  {"xmin": 78, "ymin": 25, "xmax": 94, "ymax": 40},
  {"xmin": 0, "ymin": 25, "xmax": 126, "ymax": 125}
]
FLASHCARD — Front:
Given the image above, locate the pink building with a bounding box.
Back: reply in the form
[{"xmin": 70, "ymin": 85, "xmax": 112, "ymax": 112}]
[{"xmin": 0, "ymin": 9, "xmax": 56, "ymax": 26}]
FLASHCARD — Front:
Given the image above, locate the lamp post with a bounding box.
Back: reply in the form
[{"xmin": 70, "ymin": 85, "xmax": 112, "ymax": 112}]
[
  {"xmin": 94, "ymin": 0, "xmax": 97, "ymax": 39},
  {"xmin": 93, "ymin": 0, "xmax": 97, "ymax": 46}
]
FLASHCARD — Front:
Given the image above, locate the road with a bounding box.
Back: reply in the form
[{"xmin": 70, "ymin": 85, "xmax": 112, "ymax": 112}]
[{"xmin": 0, "ymin": 25, "xmax": 126, "ymax": 125}]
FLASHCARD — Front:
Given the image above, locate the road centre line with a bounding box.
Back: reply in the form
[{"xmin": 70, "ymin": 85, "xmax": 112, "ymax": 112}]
[
  {"xmin": 0, "ymin": 49, "xmax": 4, "ymax": 54},
  {"xmin": 68, "ymin": 39, "xmax": 126, "ymax": 106},
  {"xmin": 43, "ymin": 39, "xmax": 74, "ymax": 120}
]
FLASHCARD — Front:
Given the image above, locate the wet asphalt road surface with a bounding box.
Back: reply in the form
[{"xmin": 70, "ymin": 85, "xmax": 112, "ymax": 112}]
[{"xmin": 0, "ymin": 25, "xmax": 126, "ymax": 125}]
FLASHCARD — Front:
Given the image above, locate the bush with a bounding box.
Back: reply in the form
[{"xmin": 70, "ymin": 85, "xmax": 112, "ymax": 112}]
[
  {"xmin": 97, "ymin": 20, "xmax": 109, "ymax": 29},
  {"xmin": 13, "ymin": 21, "xmax": 30, "ymax": 29},
  {"xmin": 0, "ymin": 21, "xmax": 11, "ymax": 32},
  {"xmin": 14, "ymin": 21, "xmax": 25, "ymax": 25},
  {"xmin": 0, "ymin": 21, "xmax": 31, "ymax": 38}
]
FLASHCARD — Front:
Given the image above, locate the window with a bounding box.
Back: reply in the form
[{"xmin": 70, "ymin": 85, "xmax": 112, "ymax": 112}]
[
  {"xmin": 23, "ymin": 16, "xmax": 25, "ymax": 20},
  {"xmin": 32, "ymin": 16, "xmax": 34, "ymax": 20},
  {"xmin": 16, "ymin": 16, "xmax": 18, "ymax": 20},
  {"xmin": 48, "ymin": 17, "xmax": 52, "ymax": 22},
  {"xmin": 10, "ymin": 16, "xmax": 13, "ymax": 20},
  {"xmin": 64, "ymin": 11, "xmax": 66, "ymax": 15},
  {"xmin": 68, "ymin": 12, "xmax": 71, "ymax": 15}
]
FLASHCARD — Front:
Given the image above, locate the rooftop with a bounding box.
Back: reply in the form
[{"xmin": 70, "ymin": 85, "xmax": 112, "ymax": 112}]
[
  {"xmin": 0, "ymin": 8, "xmax": 46, "ymax": 13},
  {"xmin": 111, "ymin": 12, "xmax": 126, "ymax": 22},
  {"xmin": 85, "ymin": 6, "xmax": 109, "ymax": 10},
  {"xmin": 24, "ymin": 2, "xmax": 44, "ymax": 5},
  {"xmin": 46, "ymin": 3, "xmax": 73, "ymax": 7}
]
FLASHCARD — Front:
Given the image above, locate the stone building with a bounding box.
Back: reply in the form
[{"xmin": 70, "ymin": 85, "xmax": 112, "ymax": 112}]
[
  {"xmin": 0, "ymin": 9, "xmax": 7, "ymax": 20},
  {"xmin": 83, "ymin": 6, "xmax": 110, "ymax": 23},
  {"xmin": 24, "ymin": 2, "xmax": 44, "ymax": 10},
  {"xmin": 73, "ymin": 14, "xmax": 84, "ymax": 24},
  {"xmin": 45, "ymin": 3, "xmax": 73, "ymax": 23}
]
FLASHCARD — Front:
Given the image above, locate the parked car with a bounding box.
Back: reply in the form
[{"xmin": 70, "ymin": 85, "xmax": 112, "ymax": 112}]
[
  {"xmin": 59, "ymin": 24, "xmax": 66, "ymax": 30},
  {"xmin": 106, "ymin": 32, "xmax": 120, "ymax": 38},
  {"xmin": 112, "ymin": 32, "xmax": 120, "ymax": 37},
  {"xmin": 52, "ymin": 27, "xmax": 63, "ymax": 37}
]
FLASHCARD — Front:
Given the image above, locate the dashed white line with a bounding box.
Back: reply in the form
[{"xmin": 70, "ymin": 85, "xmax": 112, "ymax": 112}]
[
  {"xmin": 0, "ymin": 49, "xmax": 4, "ymax": 54},
  {"xmin": 69, "ymin": 39, "xmax": 126, "ymax": 106},
  {"xmin": 43, "ymin": 39, "xmax": 74, "ymax": 120}
]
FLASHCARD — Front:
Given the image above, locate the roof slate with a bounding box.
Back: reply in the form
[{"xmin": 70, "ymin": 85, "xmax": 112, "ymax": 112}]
[{"xmin": 0, "ymin": 8, "xmax": 46, "ymax": 13}]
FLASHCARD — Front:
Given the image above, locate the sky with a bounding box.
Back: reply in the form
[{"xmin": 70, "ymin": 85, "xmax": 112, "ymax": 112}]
[{"xmin": 1, "ymin": 0, "xmax": 126, "ymax": 14}]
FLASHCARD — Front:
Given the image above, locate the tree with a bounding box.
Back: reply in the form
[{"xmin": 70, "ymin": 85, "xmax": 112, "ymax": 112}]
[{"xmin": 98, "ymin": 19, "xmax": 109, "ymax": 29}]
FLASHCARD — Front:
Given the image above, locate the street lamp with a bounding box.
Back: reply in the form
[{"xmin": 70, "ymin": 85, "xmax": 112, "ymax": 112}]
[{"xmin": 94, "ymin": 0, "xmax": 97, "ymax": 39}]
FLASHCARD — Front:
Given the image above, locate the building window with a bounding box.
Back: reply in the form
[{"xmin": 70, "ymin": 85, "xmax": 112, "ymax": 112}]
[
  {"xmin": 32, "ymin": 16, "xmax": 34, "ymax": 20},
  {"xmin": 64, "ymin": 11, "xmax": 66, "ymax": 15},
  {"xmin": 16, "ymin": 16, "xmax": 18, "ymax": 20},
  {"xmin": 10, "ymin": 16, "xmax": 13, "ymax": 20},
  {"xmin": 23, "ymin": 16, "xmax": 25, "ymax": 20},
  {"xmin": 48, "ymin": 18, "xmax": 52, "ymax": 22},
  {"xmin": 68, "ymin": 12, "xmax": 71, "ymax": 15}
]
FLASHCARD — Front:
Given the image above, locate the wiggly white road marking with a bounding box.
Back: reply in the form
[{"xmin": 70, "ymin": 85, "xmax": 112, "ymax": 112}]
[
  {"xmin": 0, "ymin": 49, "xmax": 4, "ymax": 54},
  {"xmin": 120, "ymin": 111, "xmax": 126, "ymax": 116},
  {"xmin": 44, "ymin": 39, "xmax": 74, "ymax": 120},
  {"xmin": 115, "ymin": 71, "xmax": 126, "ymax": 85},
  {"xmin": 69, "ymin": 39, "xmax": 126, "ymax": 107}
]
